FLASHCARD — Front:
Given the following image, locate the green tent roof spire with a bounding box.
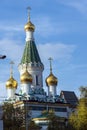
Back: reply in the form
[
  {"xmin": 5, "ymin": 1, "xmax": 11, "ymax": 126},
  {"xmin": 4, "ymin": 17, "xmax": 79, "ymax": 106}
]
[{"xmin": 21, "ymin": 40, "xmax": 42, "ymax": 64}]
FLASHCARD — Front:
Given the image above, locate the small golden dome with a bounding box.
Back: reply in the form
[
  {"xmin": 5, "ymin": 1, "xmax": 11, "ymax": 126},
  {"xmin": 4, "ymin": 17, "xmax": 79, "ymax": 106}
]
[
  {"xmin": 20, "ymin": 70, "xmax": 32, "ymax": 83},
  {"xmin": 24, "ymin": 21, "xmax": 35, "ymax": 31},
  {"xmin": 46, "ymin": 73, "xmax": 58, "ymax": 87},
  {"xmin": 6, "ymin": 76, "xmax": 18, "ymax": 89}
]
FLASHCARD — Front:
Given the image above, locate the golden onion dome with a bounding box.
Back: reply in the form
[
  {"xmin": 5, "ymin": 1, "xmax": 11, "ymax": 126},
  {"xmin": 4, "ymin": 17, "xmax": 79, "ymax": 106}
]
[
  {"xmin": 46, "ymin": 73, "xmax": 58, "ymax": 87},
  {"xmin": 6, "ymin": 76, "xmax": 18, "ymax": 89},
  {"xmin": 24, "ymin": 21, "xmax": 35, "ymax": 31},
  {"xmin": 20, "ymin": 70, "xmax": 32, "ymax": 83}
]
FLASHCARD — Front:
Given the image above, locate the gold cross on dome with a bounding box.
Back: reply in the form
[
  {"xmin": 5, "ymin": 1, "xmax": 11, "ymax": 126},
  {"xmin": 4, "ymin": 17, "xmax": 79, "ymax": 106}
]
[
  {"xmin": 10, "ymin": 61, "xmax": 14, "ymax": 77},
  {"xmin": 27, "ymin": 6, "xmax": 31, "ymax": 22},
  {"xmin": 48, "ymin": 57, "xmax": 53, "ymax": 73}
]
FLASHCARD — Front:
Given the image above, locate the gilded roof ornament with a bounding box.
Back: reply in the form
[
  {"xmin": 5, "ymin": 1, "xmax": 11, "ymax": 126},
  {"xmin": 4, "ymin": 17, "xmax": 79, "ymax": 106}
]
[
  {"xmin": 48, "ymin": 57, "xmax": 53, "ymax": 73},
  {"xmin": 20, "ymin": 63, "xmax": 32, "ymax": 83},
  {"xmin": 6, "ymin": 61, "xmax": 18, "ymax": 89},
  {"xmin": 27, "ymin": 6, "xmax": 31, "ymax": 22},
  {"xmin": 45, "ymin": 57, "xmax": 58, "ymax": 86},
  {"xmin": 24, "ymin": 7, "xmax": 35, "ymax": 31},
  {"xmin": 10, "ymin": 61, "xmax": 14, "ymax": 78}
]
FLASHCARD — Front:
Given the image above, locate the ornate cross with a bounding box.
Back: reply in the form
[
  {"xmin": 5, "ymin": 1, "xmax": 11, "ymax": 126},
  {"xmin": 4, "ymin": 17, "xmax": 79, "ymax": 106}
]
[
  {"xmin": 48, "ymin": 57, "xmax": 53, "ymax": 73},
  {"xmin": 10, "ymin": 61, "xmax": 14, "ymax": 77},
  {"xmin": 27, "ymin": 6, "xmax": 31, "ymax": 22}
]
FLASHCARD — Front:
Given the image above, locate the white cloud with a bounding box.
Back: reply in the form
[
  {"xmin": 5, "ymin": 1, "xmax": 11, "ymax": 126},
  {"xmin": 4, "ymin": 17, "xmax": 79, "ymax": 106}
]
[
  {"xmin": 35, "ymin": 17, "xmax": 67, "ymax": 37},
  {"xmin": 0, "ymin": 24, "xmax": 23, "ymax": 32},
  {"xmin": 0, "ymin": 36, "xmax": 76, "ymax": 65},
  {"xmin": 59, "ymin": 0, "xmax": 87, "ymax": 14},
  {"xmin": 37, "ymin": 43, "xmax": 76, "ymax": 63},
  {"xmin": 0, "ymin": 37, "xmax": 77, "ymax": 98},
  {"xmin": 0, "ymin": 38, "xmax": 24, "ymax": 64},
  {"xmin": 0, "ymin": 82, "xmax": 7, "ymax": 100}
]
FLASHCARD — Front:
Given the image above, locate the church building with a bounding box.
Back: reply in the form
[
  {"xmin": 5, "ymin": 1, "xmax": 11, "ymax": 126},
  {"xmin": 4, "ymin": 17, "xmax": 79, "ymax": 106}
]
[{"xmin": 5, "ymin": 8, "xmax": 78, "ymax": 129}]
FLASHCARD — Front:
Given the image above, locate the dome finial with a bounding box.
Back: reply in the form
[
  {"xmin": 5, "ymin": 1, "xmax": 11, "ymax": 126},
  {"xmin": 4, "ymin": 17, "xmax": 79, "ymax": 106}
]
[
  {"xmin": 10, "ymin": 61, "xmax": 14, "ymax": 78},
  {"xmin": 48, "ymin": 57, "xmax": 53, "ymax": 73},
  {"xmin": 25, "ymin": 7, "xmax": 35, "ymax": 31},
  {"xmin": 6, "ymin": 61, "xmax": 18, "ymax": 89},
  {"xmin": 27, "ymin": 6, "xmax": 31, "ymax": 22},
  {"xmin": 46, "ymin": 58, "xmax": 58, "ymax": 87}
]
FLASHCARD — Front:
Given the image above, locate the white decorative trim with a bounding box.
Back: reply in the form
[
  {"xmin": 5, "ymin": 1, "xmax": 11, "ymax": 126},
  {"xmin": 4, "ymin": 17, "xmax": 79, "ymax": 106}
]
[{"xmin": 25, "ymin": 31, "xmax": 34, "ymax": 41}]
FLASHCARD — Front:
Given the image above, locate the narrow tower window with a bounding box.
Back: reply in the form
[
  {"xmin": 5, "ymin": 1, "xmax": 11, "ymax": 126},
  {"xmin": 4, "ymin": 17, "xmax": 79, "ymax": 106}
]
[{"xmin": 36, "ymin": 75, "xmax": 38, "ymax": 85}]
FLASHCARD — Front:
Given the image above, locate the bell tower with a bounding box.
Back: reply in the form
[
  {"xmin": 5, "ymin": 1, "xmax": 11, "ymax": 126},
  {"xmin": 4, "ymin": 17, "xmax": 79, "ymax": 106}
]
[{"xmin": 18, "ymin": 7, "xmax": 44, "ymax": 88}]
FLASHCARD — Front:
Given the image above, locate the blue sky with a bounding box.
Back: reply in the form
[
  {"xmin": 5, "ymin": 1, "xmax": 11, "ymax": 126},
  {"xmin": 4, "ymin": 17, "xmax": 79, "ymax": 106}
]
[{"xmin": 0, "ymin": 0, "xmax": 87, "ymax": 100}]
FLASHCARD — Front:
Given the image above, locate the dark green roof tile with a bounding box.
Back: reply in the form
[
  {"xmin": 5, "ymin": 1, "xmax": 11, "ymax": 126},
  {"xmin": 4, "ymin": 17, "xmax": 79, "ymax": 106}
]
[{"xmin": 21, "ymin": 41, "xmax": 42, "ymax": 64}]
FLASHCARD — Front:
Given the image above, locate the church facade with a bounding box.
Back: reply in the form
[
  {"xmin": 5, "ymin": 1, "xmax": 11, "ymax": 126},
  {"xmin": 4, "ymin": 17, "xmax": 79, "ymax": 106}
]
[{"xmin": 5, "ymin": 9, "xmax": 78, "ymax": 128}]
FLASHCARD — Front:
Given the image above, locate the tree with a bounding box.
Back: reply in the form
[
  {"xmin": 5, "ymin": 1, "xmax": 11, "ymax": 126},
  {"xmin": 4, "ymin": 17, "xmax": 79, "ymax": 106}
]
[
  {"xmin": 2, "ymin": 102, "xmax": 41, "ymax": 130},
  {"xmin": 69, "ymin": 86, "xmax": 87, "ymax": 130},
  {"xmin": 28, "ymin": 120, "xmax": 42, "ymax": 130},
  {"xmin": 79, "ymin": 86, "xmax": 87, "ymax": 98},
  {"xmin": 47, "ymin": 113, "xmax": 65, "ymax": 130},
  {"xmin": 2, "ymin": 102, "xmax": 25, "ymax": 130},
  {"xmin": 2, "ymin": 102, "xmax": 15, "ymax": 129}
]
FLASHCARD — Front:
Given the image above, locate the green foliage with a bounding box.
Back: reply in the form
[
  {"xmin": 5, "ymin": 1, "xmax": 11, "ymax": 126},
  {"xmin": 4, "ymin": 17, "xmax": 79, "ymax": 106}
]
[
  {"xmin": 2, "ymin": 102, "xmax": 25, "ymax": 130},
  {"xmin": 2, "ymin": 102, "xmax": 41, "ymax": 130},
  {"xmin": 28, "ymin": 120, "xmax": 41, "ymax": 130},
  {"xmin": 69, "ymin": 86, "xmax": 87, "ymax": 130},
  {"xmin": 79, "ymin": 86, "xmax": 87, "ymax": 98},
  {"xmin": 47, "ymin": 113, "xmax": 65, "ymax": 130}
]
